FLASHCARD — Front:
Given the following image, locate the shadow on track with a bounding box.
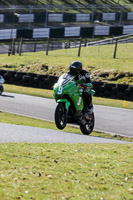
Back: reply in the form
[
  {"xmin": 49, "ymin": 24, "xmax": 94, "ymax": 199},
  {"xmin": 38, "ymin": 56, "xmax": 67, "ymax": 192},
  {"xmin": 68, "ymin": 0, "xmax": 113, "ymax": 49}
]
[{"xmin": 1, "ymin": 94, "xmax": 15, "ymax": 98}]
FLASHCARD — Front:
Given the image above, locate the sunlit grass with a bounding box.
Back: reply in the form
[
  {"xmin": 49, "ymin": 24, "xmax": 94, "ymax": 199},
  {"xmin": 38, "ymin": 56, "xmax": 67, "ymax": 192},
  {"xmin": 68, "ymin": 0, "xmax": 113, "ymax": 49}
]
[
  {"xmin": 0, "ymin": 143, "xmax": 132, "ymax": 200},
  {"xmin": 0, "ymin": 43, "xmax": 133, "ymax": 74}
]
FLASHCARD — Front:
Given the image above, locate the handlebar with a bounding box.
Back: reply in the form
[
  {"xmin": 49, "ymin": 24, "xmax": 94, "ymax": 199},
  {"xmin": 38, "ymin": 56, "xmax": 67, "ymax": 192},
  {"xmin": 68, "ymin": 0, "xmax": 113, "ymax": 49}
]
[{"xmin": 77, "ymin": 84, "xmax": 87, "ymax": 89}]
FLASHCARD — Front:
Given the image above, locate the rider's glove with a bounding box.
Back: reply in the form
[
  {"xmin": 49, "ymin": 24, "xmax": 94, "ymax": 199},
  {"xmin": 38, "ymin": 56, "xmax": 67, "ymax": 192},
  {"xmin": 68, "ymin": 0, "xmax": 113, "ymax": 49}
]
[{"xmin": 86, "ymin": 83, "xmax": 93, "ymax": 88}]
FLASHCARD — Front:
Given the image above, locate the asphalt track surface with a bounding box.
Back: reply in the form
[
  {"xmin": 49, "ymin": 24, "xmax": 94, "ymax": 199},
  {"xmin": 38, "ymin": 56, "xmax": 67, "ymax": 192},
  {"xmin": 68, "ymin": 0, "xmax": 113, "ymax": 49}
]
[
  {"xmin": 0, "ymin": 92, "xmax": 133, "ymax": 143},
  {"xmin": 0, "ymin": 92, "xmax": 133, "ymax": 136}
]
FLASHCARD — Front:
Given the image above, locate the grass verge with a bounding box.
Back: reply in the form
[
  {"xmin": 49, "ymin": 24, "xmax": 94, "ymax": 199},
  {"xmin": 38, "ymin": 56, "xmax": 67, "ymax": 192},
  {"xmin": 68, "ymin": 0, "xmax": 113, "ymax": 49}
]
[{"xmin": 0, "ymin": 143, "xmax": 133, "ymax": 200}]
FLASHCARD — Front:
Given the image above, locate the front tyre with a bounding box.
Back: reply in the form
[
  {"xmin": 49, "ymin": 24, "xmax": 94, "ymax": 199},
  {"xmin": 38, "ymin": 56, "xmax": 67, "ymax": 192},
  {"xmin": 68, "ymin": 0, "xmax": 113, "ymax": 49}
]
[
  {"xmin": 55, "ymin": 102, "xmax": 67, "ymax": 130},
  {"xmin": 80, "ymin": 112, "xmax": 95, "ymax": 135}
]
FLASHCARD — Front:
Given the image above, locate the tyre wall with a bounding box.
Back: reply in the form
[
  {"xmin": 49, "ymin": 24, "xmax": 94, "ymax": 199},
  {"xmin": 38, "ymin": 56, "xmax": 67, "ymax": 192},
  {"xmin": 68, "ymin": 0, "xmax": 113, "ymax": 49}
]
[{"xmin": 0, "ymin": 69, "xmax": 133, "ymax": 101}]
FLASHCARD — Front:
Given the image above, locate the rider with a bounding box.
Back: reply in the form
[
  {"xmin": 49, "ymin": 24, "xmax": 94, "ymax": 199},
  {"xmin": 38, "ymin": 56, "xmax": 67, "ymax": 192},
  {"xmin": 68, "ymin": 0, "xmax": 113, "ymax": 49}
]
[{"xmin": 68, "ymin": 61, "xmax": 93, "ymax": 115}]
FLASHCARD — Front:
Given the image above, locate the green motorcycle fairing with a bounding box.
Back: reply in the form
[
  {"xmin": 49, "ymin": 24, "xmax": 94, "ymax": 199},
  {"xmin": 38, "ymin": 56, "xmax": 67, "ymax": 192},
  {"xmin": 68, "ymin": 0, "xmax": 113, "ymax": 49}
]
[
  {"xmin": 57, "ymin": 99, "xmax": 70, "ymax": 110},
  {"xmin": 53, "ymin": 73, "xmax": 95, "ymax": 111},
  {"xmin": 54, "ymin": 73, "xmax": 84, "ymax": 111}
]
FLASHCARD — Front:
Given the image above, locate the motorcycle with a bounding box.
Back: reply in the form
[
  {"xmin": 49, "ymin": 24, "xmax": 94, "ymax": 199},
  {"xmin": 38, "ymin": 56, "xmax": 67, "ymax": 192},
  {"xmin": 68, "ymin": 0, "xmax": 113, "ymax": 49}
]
[
  {"xmin": 0, "ymin": 75, "xmax": 4, "ymax": 95},
  {"xmin": 53, "ymin": 73, "xmax": 95, "ymax": 135}
]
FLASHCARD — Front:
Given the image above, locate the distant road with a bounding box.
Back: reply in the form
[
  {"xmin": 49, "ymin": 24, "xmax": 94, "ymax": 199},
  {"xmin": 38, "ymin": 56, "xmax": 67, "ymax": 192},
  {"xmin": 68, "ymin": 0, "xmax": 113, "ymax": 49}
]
[
  {"xmin": 0, "ymin": 92, "xmax": 133, "ymax": 138},
  {"xmin": 0, "ymin": 43, "xmax": 63, "ymax": 54}
]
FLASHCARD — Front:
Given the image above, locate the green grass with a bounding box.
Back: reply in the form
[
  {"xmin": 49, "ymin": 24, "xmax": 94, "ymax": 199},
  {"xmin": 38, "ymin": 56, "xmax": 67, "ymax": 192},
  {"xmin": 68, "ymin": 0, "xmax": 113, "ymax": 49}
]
[
  {"xmin": 0, "ymin": 1, "xmax": 132, "ymax": 15},
  {"xmin": 4, "ymin": 84, "xmax": 133, "ymax": 110},
  {"xmin": 0, "ymin": 0, "xmax": 132, "ymax": 6},
  {"xmin": 1, "ymin": 43, "xmax": 133, "ymax": 84},
  {"xmin": 0, "ymin": 0, "xmax": 132, "ymax": 15},
  {"xmin": 0, "ymin": 143, "xmax": 132, "ymax": 200}
]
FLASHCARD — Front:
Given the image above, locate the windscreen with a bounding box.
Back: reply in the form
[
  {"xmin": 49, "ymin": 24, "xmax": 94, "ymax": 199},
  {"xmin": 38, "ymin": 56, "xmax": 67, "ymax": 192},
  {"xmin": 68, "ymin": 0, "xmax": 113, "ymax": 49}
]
[{"xmin": 58, "ymin": 73, "xmax": 74, "ymax": 86}]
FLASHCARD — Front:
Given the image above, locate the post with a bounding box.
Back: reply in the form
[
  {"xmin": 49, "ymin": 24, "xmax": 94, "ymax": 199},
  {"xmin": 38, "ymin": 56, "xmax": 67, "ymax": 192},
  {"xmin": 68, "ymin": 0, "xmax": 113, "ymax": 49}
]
[
  {"xmin": 11, "ymin": 38, "xmax": 15, "ymax": 55},
  {"xmin": 45, "ymin": 8, "xmax": 48, "ymax": 27},
  {"xmin": 17, "ymin": 40, "xmax": 19, "ymax": 53},
  {"xmin": 29, "ymin": 8, "xmax": 31, "ymax": 28},
  {"xmin": 119, "ymin": 7, "xmax": 123, "ymax": 25},
  {"xmin": 84, "ymin": 39, "xmax": 87, "ymax": 47},
  {"xmin": 68, "ymin": 40, "xmax": 70, "ymax": 48},
  {"xmin": 64, "ymin": 42, "xmax": 67, "ymax": 49},
  {"xmin": 46, "ymin": 38, "xmax": 50, "ymax": 55},
  {"xmin": 78, "ymin": 38, "xmax": 82, "ymax": 57},
  {"xmin": 75, "ymin": 40, "xmax": 77, "ymax": 48},
  {"xmin": 8, "ymin": 42, "xmax": 12, "ymax": 56},
  {"xmin": 91, "ymin": 5, "xmax": 95, "ymax": 24},
  {"xmin": 19, "ymin": 38, "xmax": 23, "ymax": 56},
  {"xmin": 8, "ymin": 12, "xmax": 15, "ymax": 56},
  {"xmin": 51, "ymin": 39, "xmax": 54, "ymax": 51},
  {"xmin": 34, "ymin": 39, "xmax": 37, "ymax": 52},
  {"xmin": 113, "ymin": 39, "xmax": 118, "ymax": 59}
]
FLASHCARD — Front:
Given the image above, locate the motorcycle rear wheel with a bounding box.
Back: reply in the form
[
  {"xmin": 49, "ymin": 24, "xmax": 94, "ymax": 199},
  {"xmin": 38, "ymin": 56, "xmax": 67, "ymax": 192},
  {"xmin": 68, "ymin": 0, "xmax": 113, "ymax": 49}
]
[
  {"xmin": 80, "ymin": 112, "xmax": 95, "ymax": 135},
  {"xmin": 55, "ymin": 102, "xmax": 67, "ymax": 130}
]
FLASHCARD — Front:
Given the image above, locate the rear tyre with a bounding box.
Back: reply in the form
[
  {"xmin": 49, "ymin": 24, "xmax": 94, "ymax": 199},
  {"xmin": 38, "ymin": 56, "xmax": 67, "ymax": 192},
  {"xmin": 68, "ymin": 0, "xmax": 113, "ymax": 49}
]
[
  {"xmin": 80, "ymin": 112, "xmax": 95, "ymax": 135},
  {"xmin": 55, "ymin": 103, "xmax": 67, "ymax": 130},
  {"xmin": 0, "ymin": 85, "xmax": 3, "ymax": 95}
]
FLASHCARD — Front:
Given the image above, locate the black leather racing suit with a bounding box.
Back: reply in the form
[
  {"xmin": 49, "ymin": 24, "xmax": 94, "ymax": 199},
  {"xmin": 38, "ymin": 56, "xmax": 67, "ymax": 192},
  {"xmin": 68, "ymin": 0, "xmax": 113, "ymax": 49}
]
[{"xmin": 70, "ymin": 69, "xmax": 93, "ymax": 109}]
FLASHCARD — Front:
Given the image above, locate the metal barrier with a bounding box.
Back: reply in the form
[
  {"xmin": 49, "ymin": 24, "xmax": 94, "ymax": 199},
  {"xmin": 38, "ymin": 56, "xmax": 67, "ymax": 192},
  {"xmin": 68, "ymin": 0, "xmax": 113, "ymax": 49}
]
[
  {"xmin": 0, "ymin": 25, "xmax": 132, "ymax": 41},
  {"xmin": 0, "ymin": 4, "xmax": 133, "ymax": 28}
]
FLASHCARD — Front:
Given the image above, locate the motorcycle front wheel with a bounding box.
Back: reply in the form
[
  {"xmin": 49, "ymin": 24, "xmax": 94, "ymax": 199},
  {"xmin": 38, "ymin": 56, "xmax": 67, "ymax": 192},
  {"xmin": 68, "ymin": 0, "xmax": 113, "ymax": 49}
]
[
  {"xmin": 80, "ymin": 112, "xmax": 95, "ymax": 135},
  {"xmin": 55, "ymin": 102, "xmax": 67, "ymax": 130},
  {"xmin": 0, "ymin": 85, "xmax": 3, "ymax": 95}
]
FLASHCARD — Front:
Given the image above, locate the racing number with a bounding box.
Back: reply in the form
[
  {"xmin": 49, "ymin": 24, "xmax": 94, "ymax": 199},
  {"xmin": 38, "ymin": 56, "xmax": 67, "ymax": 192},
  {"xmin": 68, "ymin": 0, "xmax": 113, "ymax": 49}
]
[{"xmin": 58, "ymin": 86, "xmax": 63, "ymax": 94}]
